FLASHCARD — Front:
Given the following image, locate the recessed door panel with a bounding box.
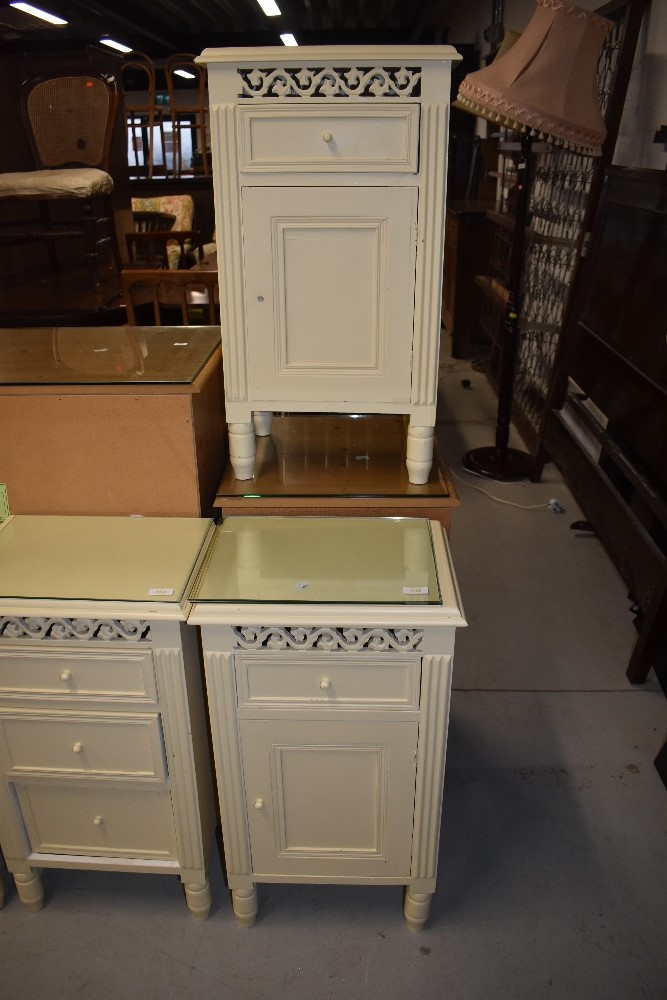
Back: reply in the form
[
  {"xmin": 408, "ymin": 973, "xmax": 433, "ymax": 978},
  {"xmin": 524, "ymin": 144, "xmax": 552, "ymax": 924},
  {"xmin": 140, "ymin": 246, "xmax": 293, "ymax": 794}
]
[
  {"xmin": 242, "ymin": 187, "xmax": 417, "ymax": 403},
  {"xmin": 240, "ymin": 719, "xmax": 417, "ymax": 879}
]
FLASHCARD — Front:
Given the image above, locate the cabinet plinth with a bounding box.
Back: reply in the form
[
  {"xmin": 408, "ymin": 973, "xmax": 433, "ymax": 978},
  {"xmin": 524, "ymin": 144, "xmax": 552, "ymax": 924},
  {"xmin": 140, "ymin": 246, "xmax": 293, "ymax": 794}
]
[
  {"xmin": 189, "ymin": 515, "xmax": 466, "ymax": 928},
  {"xmin": 0, "ymin": 515, "xmax": 216, "ymax": 917},
  {"xmin": 198, "ymin": 45, "xmax": 460, "ymax": 484}
]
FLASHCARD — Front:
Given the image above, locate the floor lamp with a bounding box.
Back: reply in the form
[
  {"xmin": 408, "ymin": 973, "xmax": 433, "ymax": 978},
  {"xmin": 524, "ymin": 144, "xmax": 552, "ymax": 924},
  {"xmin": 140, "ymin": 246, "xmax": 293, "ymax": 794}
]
[{"xmin": 455, "ymin": 0, "xmax": 612, "ymax": 480}]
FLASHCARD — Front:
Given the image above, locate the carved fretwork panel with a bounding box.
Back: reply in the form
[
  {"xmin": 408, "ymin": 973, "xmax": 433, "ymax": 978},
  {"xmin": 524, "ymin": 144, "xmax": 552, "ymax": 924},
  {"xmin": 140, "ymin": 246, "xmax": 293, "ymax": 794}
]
[
  {"xmin": 238, "ymin": 66, "xmax": 422, "ymax": 99},
  {"xmin": 0, "ymin": 617, "xmax": 151, "ymax": 642},
  {"xmin": 233, "ymin": 626, "xmax": 423, "ymax": 652}
]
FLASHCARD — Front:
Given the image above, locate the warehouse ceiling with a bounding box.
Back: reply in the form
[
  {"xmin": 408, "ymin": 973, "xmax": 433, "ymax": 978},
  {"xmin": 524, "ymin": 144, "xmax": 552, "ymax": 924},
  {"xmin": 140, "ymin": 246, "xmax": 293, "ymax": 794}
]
[{"xmin": 0, "ymin": 0, "xmax": 469, "ymax": 58}]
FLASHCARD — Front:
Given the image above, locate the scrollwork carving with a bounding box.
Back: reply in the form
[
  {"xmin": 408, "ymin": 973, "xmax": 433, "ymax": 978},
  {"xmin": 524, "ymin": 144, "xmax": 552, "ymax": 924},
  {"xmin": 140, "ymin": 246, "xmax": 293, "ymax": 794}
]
[
  {"xmin": 238, "ymin": 65, "xmax": 421, "ymax": 99},
  {"xmin": 0, "ymin": 617, "xmax": 151, "ymax": 642},
  {"xmin": 233, "ymin": 625, "xmax": 422, "ymax": 652}
]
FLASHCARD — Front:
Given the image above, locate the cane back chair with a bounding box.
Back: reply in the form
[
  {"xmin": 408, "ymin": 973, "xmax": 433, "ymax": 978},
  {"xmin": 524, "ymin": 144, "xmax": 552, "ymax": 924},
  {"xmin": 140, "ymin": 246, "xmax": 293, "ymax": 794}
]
[{"xmin": 0, "ymin": 72, "xmax": 121, "ymax": 287}]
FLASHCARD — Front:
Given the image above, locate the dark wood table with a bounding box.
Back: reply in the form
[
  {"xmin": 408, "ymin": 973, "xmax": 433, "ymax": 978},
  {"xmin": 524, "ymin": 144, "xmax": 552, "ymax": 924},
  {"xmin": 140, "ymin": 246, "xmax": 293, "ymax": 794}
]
[{"xmin": 214, "ymin": 413, "xmax": 458, "ymax": 535}]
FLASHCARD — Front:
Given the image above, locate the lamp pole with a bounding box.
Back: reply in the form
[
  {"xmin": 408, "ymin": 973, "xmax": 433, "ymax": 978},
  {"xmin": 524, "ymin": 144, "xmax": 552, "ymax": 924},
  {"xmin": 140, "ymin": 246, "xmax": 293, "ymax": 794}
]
[{"xmin": 462, "ymin": 130, "xmax": 535, "ymax": 480}]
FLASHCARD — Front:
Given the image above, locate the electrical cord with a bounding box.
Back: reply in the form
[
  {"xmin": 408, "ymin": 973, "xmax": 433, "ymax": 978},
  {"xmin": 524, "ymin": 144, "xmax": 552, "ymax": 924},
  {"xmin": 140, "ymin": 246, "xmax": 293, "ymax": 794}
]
[{"xmin": 452, "ymin": 465, "xmax": 565, "ymax": 513}]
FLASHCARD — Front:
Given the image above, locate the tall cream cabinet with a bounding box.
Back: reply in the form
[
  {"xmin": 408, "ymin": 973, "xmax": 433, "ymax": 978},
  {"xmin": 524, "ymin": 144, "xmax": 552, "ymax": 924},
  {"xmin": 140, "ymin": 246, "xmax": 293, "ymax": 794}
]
[
  {"xmin": 198, "ymin": 46, "xmax": 461, "ymax": 483},
  {"xmin": 189, "ymin": 516, "xmax": 466, "ymax": 930},
  {"xmin": 0, "ymin": 515, "xmax": 216, "ymax": 917}
]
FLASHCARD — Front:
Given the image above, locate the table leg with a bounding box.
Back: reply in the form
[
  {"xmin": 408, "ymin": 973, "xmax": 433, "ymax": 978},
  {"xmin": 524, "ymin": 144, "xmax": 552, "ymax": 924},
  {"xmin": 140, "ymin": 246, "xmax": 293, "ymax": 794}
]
[
  {"xmin": 228, "ymin": 422, "xmax": 256, "ymax": 480},
  {"xmin": 232, "ymin": 886, "xmax": 258, "ymax": 927},
  {"xmin": 14, "ymin": 870, "xmax": 43, "ymax": 912},
  {"xmin": 183, "ymin": 878, "xmax": 212, "ymax": 919},
  {"xmin": 406, "ymin": 422, "xmax": 434, "ymax": 485},
  {"xmin": 253, "ymin": 411, "xmax": 273, "ymax": 437},
  {"xmin": 404, "ymin": 889, "xmax": 432, "ymax": 931}
]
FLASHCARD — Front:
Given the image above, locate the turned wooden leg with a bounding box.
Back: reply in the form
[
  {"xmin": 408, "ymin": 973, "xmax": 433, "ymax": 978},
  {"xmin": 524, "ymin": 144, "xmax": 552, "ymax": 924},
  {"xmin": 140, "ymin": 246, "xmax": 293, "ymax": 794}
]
[
  {"xmin": 232, "ymin": 886, "xmax": 258, "ymax": 927},
  {"xmin": 183, "ymin": 878, "xmax": 212, "ymax": 919},
  {"xmin": 14, "ymin": 870, "xmax": 44, "ymax": 912},
  {"xmin": 228, "ymin": 422, "xmax": 256, "ymax": 480},
  {"xmin": 406, "ymin": 424, "xmax": 434, "ymax": 485},
  {"xmin": 403, "ymin": 890, "xmax": 432, "ymax": 931},
  {"xmin": 253, "ymin": 411, "xmax": 273, "ymax": 437}
]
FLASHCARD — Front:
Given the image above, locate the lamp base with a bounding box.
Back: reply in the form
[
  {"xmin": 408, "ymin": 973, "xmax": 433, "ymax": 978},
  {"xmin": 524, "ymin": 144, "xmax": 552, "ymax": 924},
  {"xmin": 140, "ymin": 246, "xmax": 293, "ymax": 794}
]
[{"xmin": 462, "ymin": 446, "xmax": 533, "ymax": 480}]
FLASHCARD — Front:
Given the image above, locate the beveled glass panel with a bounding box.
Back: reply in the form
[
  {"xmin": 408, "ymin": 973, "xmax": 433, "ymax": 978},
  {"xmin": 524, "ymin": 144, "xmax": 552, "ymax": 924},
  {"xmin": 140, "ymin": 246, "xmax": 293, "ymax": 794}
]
[
  {"xmin": 191, "ymin": 516, "xmax": 442, "ymax": 605},
  {"xmin": 0, "ymin": 516, "xmax": 212, "ymax": 603},
  {"xmin": 0, "ymin": 327, "xmax": 220, "ymax": 385}
]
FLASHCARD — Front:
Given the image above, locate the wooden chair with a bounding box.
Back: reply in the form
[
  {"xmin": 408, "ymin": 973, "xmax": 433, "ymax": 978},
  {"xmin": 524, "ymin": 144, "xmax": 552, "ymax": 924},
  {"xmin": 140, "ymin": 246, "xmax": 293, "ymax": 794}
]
[
  {"xmin": 132, "ymin": 211, "xmax": 176, "ymax": 232},
  {"xmin": 0, "ymin": 73, "xmax": 121, "ymax": 288},
  {"xmin": 122, "ymin": 52, "xmax": 166, "ymax": 179},
  {"xmin": 121, "ymin": 268, "xmax": 218, "ymax": 325},
  {"xmin": 126, "ymin": 194, "xmax": 204, "ymax": 269},
  {"xmin": 164, "ymin": 54, "xmax": 210, "ymax": 178},
  {"xmin": 126, "ymin": 208, "xmax": 175, "ymax": 267}
]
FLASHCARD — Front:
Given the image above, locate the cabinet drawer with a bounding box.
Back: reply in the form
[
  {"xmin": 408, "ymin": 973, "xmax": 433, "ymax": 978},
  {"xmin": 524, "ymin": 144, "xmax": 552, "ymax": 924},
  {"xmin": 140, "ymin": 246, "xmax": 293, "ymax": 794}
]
[
  {"xmin": 16, "ymin": 783, "xmax": 177, "ymax": 859},
  {"xmin": 238, "ymin": 104, "xmax": 419, "ymax": 173},
  {"xmin": 236, "ymin": 654, "xmax": 420, "ymax": 711},
  {"xmin": 0, "ymin": 650, "xmax": 157, "ymax": 702},
  {"xmin": 0, "ymin": 713, "xmax": 166, "ymax": 779}
]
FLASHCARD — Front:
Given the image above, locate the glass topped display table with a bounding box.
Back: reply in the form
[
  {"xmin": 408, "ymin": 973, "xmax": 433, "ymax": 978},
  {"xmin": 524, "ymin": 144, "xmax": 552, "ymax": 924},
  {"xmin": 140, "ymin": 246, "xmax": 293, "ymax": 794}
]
[
  {"xmin": 0, "ymin": 326, "xmax": 226, "ymax": 517},
  {"xmin": 0, "ymin": 514, "xmax": 216, "ymax": 916},
  {"xmin": 214, "ymin": 413, "xmax": 459, "ymax": 535},
  {"xmin": 189, "ymin": 515, "xmax": 466, "ymax": 930}
]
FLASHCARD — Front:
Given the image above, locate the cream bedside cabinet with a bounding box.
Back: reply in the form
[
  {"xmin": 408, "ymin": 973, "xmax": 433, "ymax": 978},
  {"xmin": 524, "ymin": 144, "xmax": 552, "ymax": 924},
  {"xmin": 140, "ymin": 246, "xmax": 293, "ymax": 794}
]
[
  {"xmin": 0, "ymin": 514, "xmax": 216, "ymax": 917},
  {"xmin": 198, "ymin": 45, "xmax": 461, "ymax": 484},
  {"xmin": 189, "ymin": 516, "xmax": 466, "ymax": 930}
]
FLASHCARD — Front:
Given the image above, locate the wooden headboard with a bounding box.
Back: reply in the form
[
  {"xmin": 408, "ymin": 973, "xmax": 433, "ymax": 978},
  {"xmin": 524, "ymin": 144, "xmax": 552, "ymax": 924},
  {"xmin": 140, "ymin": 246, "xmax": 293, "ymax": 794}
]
[{"xmin": 543, "ymin": 166, "xmax": 667, "ymax": 685}]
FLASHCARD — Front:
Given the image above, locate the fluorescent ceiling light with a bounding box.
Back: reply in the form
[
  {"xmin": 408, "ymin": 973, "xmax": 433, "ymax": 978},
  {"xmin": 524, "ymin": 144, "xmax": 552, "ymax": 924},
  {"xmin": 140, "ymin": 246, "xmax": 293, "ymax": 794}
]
[
  {"xmin": 174, "ymin": 69, "xmax": 196, "ymax": 79},
  {"xmin": 99, "ymin": 38, "xmax": 132, "ymax": 53},
  {"xmin": 256, "ymin": 0, "xmax": 281, "ymax": 16},
  {"xmin": 280, "ymin": 33, "xmax": 298, "ymax": 46},
  {"xmin": 10, "ymin": 3, "xmax": 67, "ymax": 25}
]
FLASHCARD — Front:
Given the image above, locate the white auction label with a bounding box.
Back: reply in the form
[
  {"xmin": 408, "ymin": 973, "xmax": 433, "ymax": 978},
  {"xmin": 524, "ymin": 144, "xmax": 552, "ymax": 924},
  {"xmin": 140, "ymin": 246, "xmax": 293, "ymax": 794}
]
[
  {"xmin": 403, "ymin": 586, "xmax": 429, "ymax": 595},
  {"xmin": 148, "ymin": 587, "xmax": 175, "ymax": 596}
]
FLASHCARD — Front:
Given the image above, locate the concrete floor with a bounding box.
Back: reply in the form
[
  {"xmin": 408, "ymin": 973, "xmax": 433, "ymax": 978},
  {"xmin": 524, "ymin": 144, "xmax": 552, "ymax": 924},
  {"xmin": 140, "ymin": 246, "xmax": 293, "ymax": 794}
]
[{"xmin": 1, "ymin": 347, "xmax": 666, "ymax": 999}]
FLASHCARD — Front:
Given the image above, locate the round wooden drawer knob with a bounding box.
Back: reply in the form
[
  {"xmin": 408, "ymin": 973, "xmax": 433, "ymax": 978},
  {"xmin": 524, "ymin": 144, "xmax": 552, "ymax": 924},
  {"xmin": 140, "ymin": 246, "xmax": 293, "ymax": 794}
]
[
  {"xmin": 60, "ymin": 670, "xmax": 72, "ymax": 682},
  {"xmin": 319, "ymin": 678, "xmax": 331, "ymax": 690},
  {"xmin": 93, "ymin": 816, "xmax": 104, "ymax": 826},
  {"xmin": 254, "ymin": 799, "xmax": 264, "ymax": 810},
  {"xmin": 322, "ymin": 131, "xmax": 333, "ymax": 143},
  {"xmin": 72, "ymin": 742, "xmax": 83, "ymax": 754}
]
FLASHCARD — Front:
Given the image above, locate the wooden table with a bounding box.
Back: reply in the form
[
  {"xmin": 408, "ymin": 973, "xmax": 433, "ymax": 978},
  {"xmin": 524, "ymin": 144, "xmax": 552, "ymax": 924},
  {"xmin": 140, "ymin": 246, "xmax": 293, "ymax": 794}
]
[
  {"xmin": 0, "ymin": 326, "xmax": 227, "ymax": 517},
  {"xmin": 214, "ymin": 413, "xmax": 458, "ymax": 534}
]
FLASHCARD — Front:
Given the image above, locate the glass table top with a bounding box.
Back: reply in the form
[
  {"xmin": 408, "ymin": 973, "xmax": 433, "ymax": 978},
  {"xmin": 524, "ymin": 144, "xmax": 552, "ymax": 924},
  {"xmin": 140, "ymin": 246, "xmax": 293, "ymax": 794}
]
[
  {"xmin": 0, "ymin": 516, "xmax": 212, "ymax": 603},
  {"xmin": 215, "ymin": 414, "xmax": 455, "ymax": 499},
  {"xmin": 0, "ymin": 327, "xmax": 220, "ymax": 385},
  {"xmin": 190, "ymin": 516, "xmax": 442, "ymax": 605}
]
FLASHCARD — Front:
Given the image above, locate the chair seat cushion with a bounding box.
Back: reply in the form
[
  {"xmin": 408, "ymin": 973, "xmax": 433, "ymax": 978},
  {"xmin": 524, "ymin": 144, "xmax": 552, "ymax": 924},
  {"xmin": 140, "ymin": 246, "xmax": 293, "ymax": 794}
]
[{"xmin": 0, "ymin": 168, "xmax": 114, "ymax": 199}]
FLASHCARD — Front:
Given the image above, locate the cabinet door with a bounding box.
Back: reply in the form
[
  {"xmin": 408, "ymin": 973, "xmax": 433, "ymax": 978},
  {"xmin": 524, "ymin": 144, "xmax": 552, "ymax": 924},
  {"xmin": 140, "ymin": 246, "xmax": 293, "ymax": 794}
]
[
  {"xmin": 239, "ymin": 718, "xmax": 418, "ymax": 879},
  {"xmin": 242, "ymin": 186, "xmax": 418, "ymax": 404}
]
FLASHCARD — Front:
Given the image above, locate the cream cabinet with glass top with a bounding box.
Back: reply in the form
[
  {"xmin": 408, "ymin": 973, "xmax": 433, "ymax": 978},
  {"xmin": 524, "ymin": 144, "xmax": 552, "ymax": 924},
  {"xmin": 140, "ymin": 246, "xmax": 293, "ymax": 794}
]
[
  {"xmin": 0, "ymin": 514, "xmax": 216, "ymax": 917},
  {"xmin": 190, "ymin": 516, "xmax": 466, "ymax": 930},
  {"xmin": 198, "ymin": 45, "xmax": 461, "ymax": 483}
]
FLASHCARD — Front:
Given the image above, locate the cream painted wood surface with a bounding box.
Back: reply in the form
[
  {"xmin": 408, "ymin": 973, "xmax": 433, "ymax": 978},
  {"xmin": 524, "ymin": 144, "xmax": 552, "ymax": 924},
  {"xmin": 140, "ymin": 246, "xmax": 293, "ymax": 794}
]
[
  {"xmin": 191, "ymin": 516, "xmax": 466, "ymax": 930},
  {"xmin": 0, "ymin": 515, "xmax": 216, "ymax": 918},
  {"xmin": 240, "ymin": 718, "xmax": 418, "ymax": 879},
  {"xmin": 243, "ymin": 186, "xmax": 417, "ymax": 405},
  {"xmin": 199, "ymin": 45, "xmax": 460, "ymax": 483}
]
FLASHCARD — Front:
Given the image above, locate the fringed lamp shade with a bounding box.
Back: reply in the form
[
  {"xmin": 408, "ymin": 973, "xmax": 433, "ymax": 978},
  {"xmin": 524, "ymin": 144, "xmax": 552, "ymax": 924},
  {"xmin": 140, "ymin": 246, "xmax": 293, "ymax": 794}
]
[{"xmin": 456, "ymin": 0, "xmax": 612, "ymax": 155}]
